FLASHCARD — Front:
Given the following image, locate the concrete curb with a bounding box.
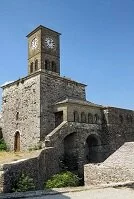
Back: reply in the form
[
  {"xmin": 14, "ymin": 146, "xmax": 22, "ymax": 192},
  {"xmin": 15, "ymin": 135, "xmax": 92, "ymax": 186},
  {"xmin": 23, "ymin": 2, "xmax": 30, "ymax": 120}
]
[{"xmin": 0, "ymin": 181, "xmax": 134, "ymax": 198}]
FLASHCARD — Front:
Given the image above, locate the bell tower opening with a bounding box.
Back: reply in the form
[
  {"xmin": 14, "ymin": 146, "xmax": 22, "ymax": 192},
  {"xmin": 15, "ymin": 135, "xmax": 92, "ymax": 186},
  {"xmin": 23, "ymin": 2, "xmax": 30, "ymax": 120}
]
[{"xmin": 26, "ymin": 25, "xmax": 61, "ymax": 75}]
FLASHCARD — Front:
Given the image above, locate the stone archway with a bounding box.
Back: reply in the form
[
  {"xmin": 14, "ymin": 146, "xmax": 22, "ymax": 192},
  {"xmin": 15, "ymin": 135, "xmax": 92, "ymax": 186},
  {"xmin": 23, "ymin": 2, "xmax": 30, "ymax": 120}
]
[
  {"xmin": 14, "ymin": 131, "xmax": 20, "ymax": 152},
  {"xmin": 64, "ymin": 132, "xmax": 78, "ymax": 171},
  {"xmin": 85, "ymin": 134, "xmax": 101, "ymax": 163}
]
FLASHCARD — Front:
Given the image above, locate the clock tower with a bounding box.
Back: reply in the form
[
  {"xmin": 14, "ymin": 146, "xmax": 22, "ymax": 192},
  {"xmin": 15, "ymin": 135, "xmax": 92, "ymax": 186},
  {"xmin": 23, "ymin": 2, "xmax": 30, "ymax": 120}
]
[{"xmin": 27, "ymin": 25, "xmax": 61, "ymax": 75}]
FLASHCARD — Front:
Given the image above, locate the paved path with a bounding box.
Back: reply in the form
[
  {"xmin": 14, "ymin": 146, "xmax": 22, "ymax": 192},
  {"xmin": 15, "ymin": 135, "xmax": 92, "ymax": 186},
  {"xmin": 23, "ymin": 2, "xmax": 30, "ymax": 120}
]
[{"xmin": 22, "ymin": 187, "xmax": 134, "ymax": 199}]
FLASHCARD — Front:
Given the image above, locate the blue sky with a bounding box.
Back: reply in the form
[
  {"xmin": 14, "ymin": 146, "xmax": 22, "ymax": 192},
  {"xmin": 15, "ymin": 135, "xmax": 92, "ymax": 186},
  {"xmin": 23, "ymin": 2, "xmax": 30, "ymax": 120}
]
[{"xmin": 0, "ymin": 0, "xmax": 134, "ymax": 110}]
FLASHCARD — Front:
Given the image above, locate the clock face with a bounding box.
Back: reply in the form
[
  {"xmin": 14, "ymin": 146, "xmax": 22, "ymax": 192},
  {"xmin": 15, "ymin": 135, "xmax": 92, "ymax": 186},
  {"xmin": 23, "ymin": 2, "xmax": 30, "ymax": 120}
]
[
  {"xmin": 31, "ymin": 38, "xmax": 38, "ymax": 49},
  {"xmin": 45, "ymin": 37, "xmax": 55, "ymax": 49}
]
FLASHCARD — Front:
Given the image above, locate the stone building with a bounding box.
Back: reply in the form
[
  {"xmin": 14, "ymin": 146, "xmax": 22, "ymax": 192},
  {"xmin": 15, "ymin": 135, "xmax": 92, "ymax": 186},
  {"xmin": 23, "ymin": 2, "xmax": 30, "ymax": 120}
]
[{"xmin": 0, "ymin": 25, "xmax": 134, "ymax": 179}]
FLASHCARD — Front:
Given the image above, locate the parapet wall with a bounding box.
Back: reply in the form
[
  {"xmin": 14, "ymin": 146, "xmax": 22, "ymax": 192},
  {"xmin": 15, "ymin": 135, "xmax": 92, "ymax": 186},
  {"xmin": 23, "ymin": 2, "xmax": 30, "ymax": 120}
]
[
  {"xmin": 84, "ymin": 142, "xmax": 134, "ymax": 186},
  {"xmin": 0, "ymin": 147, "xmax": 59, "ymax": 193},
  {"xmin": 84, "ymin": 164, "xmax": 134, "ymax": 186}
]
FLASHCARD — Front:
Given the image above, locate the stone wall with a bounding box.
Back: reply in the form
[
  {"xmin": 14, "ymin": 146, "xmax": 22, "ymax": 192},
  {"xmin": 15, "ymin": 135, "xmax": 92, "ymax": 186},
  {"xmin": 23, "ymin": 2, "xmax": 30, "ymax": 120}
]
[
  {"xmin": 84, "ymin": 142, "xmax": 134, "ymax": 186},
  {"xmin": 0, "ymin": 147, "xmax": 59, "ymax": 193},
  {"xmin": 84, "ymin": 164, "xmax": 134, "ymax": 186},
  {"xmin": 1, "ymin": 73, "xmax": 40, "ymax": 151},
  {"xmin": 0, "ymin": 113, "xmax": 2, "ymax": 138},
  {"xmin": 102, "ymin": 107, "xmax": 134, "ymax": 155},
  {"xmin": 40, "ymin": 72, "xmax": 86, "ymax": 139},
  {"xmin": 45, "ymin": 121, "xmax": 107, "ymax": 176}
]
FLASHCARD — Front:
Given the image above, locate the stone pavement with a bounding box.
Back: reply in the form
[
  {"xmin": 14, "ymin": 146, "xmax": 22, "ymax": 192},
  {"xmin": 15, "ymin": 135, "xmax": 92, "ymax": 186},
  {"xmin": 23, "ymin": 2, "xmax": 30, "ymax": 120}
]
[
  {"xmin": 0, "ymin": 182, "xmax": 134, "ymax": 199},
  {"xmin": 27, "ymin": 187, "xmax": 134, "ymax": 199}
]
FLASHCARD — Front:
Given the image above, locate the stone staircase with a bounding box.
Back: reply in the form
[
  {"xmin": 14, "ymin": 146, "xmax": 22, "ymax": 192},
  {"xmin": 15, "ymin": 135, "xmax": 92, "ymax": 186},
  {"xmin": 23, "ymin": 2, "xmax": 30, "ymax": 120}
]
[{"xmin": 45, "ymin": 121, "xmax": 67, "ymax": 147}]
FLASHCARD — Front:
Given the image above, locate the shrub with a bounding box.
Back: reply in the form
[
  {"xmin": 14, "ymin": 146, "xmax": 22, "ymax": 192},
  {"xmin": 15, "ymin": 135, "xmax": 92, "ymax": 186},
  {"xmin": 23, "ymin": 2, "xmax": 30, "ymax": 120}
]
[
  {"xmin": 28, "ymin": 142, "xmax": 42, "ymax": 151},
  {"xmin": 45, "ymin": 171, "xmax": 80, "ymax": 189},
  {"xmin": 12, "ymin": 173, "xmax": 35, "ymax": 192},
  {"xmin": 0, "ymin": 138, "xmax": 7, "ymax": 151}
]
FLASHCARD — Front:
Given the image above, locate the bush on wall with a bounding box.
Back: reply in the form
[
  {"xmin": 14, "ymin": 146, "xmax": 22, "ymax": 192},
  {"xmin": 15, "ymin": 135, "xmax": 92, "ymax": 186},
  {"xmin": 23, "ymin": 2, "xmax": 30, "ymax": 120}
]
[
  {"xmin": 12, "ymin": 173, "xmax": 35, "ymax": 192},
  {"xmin": 45, "ymin": 171, "xmax": 80, "ymax": 189}
]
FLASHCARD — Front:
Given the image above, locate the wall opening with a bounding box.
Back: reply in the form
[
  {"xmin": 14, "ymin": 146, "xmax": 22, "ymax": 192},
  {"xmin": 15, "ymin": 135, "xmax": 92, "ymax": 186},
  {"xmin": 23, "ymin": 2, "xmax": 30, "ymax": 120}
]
[
  {"xmin": 52, "ymin": 61, "xmax": 56, "ymax": 72},
  {"xmin": 14, "ymin": 131, "xmax": 20, "ymax": 152},
  {"xmin": 55, "ymin": 111, "xmax": 63, "ymax": 128},
  {"xmin": 30, "ymin": 62, "xmax": 33, "ymax": 73},
  {"xmin": 35, "ymin": 59, "xmax": 38, "ymax": 71},
  {"xmin": 73, "ymin": 111, "xmax": 79, "ymax": 122},
  {"xmin": 64, "ymin": 132, "xmax": 78, "ymax": 171},
  {"xmin": 85, "ymin": 135, "xmax": 101, "ymax": 163},
  {"xmin": 45, "ymin": 59, "xmax": 50, "ymax": 70}
]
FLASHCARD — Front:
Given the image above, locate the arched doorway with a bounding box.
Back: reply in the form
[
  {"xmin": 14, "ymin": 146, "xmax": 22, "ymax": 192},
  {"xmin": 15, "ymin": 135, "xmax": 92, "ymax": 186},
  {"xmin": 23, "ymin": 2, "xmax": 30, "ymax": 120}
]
[
  {"xmin": 85, "ymin": 134, "xmax": 101, "ymax": 163},
  {"xmin": 64, "ymin": 132, "xmax": 78, "ymax": 171},
  {"xmin": 14, "ymin": 132, "xmax": 20, "ymax": 152}
]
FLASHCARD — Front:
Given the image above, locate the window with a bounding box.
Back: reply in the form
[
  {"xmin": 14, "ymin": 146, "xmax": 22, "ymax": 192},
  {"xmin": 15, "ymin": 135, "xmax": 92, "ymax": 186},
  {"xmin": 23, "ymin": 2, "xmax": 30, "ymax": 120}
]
[
  {"xmin": 35, "ymin": 59, "xmax": 38, "ymax": 71},
  {"xmin": 88, "ymin": 113, "xmax": 93, "ymax": 123},
  {"xmin": 16, "ymin": 112, "xmax": 19, "ymax": 120},
  {"xmin": 74, "ymin": 111, "xmax": 79, "ymax": 122},
  {"xmin": 30, "ymin": 62, "xmax": 33, "ymax": 73},
  {"xmin": 45, "ymin": 59, "xmax": 50, "ymax": 70},
  {"xmin": 52, "ymin": 61, "xmax": 56, "ymax": 72},
  {"xmin": 94, "ymin": 114, "xmax": 99, "ymax": 123},
  {"xmin": 81, "ymin": 112, "xmax": 86, "ymax": 123}
]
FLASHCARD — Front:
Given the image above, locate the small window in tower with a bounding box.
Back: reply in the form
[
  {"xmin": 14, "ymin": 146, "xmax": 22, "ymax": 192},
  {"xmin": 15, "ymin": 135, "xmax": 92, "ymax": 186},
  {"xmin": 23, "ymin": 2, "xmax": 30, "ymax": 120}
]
[
  {"xmin": 45, "ymin": 60, "xmax": 50, "ymax": 70},
  {"xmin": 30, "ymin": 62, "xmax": 34, "ymax": 73},
  {"xmin": 52, "ymin": 61, "xmax": 56, "ymax": 72},
  {"xmin": 16, "ymin": 112, "xmax": 19, "ymax": 120},
  {"xmin": 35, "ymin": 59, "xmax": 38, "ymax": 71}
]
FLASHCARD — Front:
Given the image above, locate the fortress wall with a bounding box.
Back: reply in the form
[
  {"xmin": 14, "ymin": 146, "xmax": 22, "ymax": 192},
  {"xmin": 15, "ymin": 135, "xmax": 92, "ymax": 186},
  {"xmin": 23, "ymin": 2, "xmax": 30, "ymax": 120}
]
[
  {"xmin": 1, "ymin": 74, "xmax": 41, "ymax": 151},
  {"xmin": 0, "ymin": 147, "xmax": 59, "ymax": 193}
]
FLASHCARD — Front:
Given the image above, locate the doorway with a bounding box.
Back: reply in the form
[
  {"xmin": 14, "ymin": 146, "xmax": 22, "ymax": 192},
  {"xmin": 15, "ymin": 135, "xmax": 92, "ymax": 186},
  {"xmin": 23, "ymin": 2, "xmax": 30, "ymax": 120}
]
[
  {"xmin": 55, "ymin": 111, "xmax": 63, "ymax": 127},
  {"xmin": 85, "ymin": 135, "xmax": 100, "ymax": 163}
]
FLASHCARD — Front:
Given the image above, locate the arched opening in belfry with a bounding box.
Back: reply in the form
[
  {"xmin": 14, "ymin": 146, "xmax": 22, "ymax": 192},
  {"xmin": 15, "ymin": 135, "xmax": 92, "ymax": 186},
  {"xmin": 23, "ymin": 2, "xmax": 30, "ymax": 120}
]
[
  {"xmin": 85, "ymin": 134, "xmax": 101, "ymax": 163},
  {"xmin": 52, "ymin": 61, "xmax": 56, "ymax": 72},
  {"xmin": 30, "ymin": 62, "xmax": 34, "ymax": 73},
  {"xmin": 35, "ymin": 59, "xmax": 38, "ymax": 71},
  {"xmin": 14, "ymin": 131, "xmax": 20, "ymax": 152},
  {"xmin": 64, "ymin": 132, "xmax": 78, "ymax": 171}
]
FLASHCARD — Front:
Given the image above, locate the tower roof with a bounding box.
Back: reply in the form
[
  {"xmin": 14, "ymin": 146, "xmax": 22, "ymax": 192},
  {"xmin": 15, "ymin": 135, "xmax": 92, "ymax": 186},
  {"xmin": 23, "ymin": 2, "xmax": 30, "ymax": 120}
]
[{"xmin": 26, "ymin": 25, "xmax": 61, "ymax": 38}]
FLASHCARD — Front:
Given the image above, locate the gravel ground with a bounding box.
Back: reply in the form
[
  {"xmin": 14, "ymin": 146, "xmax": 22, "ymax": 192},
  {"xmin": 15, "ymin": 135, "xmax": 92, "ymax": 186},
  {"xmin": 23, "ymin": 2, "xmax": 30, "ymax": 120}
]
[{"xmin": 22, "ymin": 187, "xmax": 134, "ymax": 199}]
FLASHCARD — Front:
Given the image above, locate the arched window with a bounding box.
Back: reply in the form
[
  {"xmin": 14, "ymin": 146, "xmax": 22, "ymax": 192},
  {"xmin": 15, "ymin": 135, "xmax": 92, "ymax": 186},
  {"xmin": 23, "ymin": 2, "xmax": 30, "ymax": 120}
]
[
  {"xmin": 94, "ymin": 114, "xmax": 99, "ymax": 123},
  {"xmin": 74, "ymin": 111, "xmax": 79, "ymax": 122},
  {"xmin": 81, "ymin": 112, "xmax": 86, "ymax": 123},
  {"xmin": 52, "ymin": 61, "xmax": 56, "ymax": 72},
  {"xmin": 35, "ymin": 59, "xmax": 38, "ymax": 71},
  {"xmin": 88, "ymin": 113, "xmax": 93, "ymax": 123},
  {"xmin": 45, "ymin": 59, "xmax": 50, "ymax": 70},
  {"xmin": 16, "ymin": 112, "xmax": 19, "ymax": 120},
  {"xmin": 30, "ymin": 62, "xmax": 33, "ymax": 73}
]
